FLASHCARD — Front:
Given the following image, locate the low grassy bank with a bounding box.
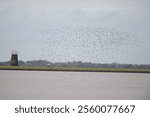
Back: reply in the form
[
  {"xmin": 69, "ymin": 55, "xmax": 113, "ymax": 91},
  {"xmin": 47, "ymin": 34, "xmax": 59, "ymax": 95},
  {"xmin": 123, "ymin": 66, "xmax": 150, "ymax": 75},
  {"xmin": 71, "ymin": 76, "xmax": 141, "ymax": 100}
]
[{"xmin": 0, "ymin": 66, "xmax": 150, "ymax": 73}]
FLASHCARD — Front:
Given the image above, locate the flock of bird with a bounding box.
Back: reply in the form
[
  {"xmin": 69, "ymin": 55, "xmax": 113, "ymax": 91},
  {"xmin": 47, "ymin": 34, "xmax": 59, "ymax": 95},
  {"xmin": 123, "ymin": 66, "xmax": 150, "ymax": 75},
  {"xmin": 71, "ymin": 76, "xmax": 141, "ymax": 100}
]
[{"xmin": 39, "ymin": 26, "xmax": 139, "ymax": 62}]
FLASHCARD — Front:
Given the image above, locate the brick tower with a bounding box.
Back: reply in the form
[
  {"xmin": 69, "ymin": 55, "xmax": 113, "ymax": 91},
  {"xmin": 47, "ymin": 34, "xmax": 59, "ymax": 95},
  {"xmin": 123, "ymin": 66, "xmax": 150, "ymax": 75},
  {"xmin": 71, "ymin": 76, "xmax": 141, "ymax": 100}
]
[{"xmin": 10, "ymin": 50, "xmax": 18, "ymax": 66}]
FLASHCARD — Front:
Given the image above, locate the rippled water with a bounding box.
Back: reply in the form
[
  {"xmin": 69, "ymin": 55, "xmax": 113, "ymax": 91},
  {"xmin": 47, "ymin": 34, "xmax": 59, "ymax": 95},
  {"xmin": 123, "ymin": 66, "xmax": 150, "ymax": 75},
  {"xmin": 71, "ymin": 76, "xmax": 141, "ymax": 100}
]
[{"xmin": 0, "ymin": 70, "xmax": 150, "ymax": 100}]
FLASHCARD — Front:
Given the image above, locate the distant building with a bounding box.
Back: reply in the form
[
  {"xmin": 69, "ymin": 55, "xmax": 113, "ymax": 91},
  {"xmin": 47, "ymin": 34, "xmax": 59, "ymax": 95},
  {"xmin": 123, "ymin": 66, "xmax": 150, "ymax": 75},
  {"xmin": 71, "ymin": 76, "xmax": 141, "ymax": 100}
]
[{"xmin": 10, "ymin": 50, "xmax": 18, "ymax": 66}]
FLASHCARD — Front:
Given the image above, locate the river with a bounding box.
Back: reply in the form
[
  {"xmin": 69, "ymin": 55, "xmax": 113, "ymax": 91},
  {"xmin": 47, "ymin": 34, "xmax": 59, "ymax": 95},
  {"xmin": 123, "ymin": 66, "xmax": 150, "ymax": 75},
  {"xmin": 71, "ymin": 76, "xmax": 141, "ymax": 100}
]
[{"xmin": 0, "ymin": 70, "xmax": 150, "ymax": 100}]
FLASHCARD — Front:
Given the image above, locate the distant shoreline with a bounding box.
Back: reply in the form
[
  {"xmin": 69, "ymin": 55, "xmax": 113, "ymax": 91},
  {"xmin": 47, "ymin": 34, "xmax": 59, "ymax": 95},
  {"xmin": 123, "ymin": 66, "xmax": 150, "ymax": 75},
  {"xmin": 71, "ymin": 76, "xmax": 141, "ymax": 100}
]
[{"xmin": 0, "ymin": 66, "xmax": 150, "ymax": 73}]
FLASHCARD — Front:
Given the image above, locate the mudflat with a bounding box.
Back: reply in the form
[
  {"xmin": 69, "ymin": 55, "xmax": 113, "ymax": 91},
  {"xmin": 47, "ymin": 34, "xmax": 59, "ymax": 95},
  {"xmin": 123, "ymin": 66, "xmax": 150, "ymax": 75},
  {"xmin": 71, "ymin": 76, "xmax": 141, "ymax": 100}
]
[{"xmin": 0, "ymin": 70, "xmax": 150, "ymax": 100}]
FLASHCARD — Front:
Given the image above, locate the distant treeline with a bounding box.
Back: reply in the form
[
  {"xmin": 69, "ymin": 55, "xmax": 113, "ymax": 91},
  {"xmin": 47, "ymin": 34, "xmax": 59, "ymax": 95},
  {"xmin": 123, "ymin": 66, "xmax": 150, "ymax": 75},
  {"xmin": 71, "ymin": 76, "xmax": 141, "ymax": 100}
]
[{"xmin": 0, "ymin": 60, "xmax": 150, "ymax": 69}]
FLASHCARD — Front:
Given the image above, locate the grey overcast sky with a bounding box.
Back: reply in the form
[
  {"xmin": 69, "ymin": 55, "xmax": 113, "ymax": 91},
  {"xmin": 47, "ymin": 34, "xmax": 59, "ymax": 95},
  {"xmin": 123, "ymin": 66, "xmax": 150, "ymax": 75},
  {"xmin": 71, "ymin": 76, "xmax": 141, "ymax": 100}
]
[{"xmin": 0, "ymin": 0, "xmax": 150, "ymax": 64}]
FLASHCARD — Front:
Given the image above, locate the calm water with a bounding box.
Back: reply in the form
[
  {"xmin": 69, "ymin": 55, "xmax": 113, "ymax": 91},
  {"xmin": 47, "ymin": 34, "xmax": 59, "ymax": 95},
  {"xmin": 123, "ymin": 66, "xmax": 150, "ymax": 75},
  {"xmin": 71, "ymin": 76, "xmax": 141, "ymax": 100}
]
[{"xmin": 0, "ymin": 70, "xmax": 150, "ymax": 100}]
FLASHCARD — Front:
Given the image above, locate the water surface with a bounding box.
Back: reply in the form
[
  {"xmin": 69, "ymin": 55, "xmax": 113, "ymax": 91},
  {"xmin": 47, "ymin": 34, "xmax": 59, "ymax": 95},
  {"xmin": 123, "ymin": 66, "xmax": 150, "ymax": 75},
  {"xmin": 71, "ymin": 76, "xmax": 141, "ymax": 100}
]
[{"xmin": 0, "ymin": 70, "xmax": 150, "ymax": 99}]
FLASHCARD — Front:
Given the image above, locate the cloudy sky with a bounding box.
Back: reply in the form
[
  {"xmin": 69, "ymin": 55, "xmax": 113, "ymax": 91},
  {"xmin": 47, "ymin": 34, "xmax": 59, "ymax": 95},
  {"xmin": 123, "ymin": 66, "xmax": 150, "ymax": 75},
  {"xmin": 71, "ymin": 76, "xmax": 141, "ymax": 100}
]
[{"xmin": 0, "ymin": 0, "xmax": 150, "ymax": 64}]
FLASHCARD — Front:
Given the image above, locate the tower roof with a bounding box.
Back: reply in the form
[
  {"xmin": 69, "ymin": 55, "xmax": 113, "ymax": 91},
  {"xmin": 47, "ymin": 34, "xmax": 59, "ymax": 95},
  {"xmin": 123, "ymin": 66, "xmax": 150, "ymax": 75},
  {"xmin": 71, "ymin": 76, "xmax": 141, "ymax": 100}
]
[{"xmin": 12, "ymin": 50, "xmax": 18, "ymax": 55}]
